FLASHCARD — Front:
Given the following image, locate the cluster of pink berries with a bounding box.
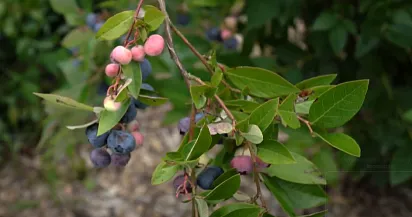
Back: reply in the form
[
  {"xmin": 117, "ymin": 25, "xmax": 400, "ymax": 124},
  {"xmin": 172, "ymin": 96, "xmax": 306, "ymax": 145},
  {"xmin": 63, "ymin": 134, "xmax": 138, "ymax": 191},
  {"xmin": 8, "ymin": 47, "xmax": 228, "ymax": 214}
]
[{"xmin": 104, "ymin": 34, "xmax": 165, "ymax": 77}]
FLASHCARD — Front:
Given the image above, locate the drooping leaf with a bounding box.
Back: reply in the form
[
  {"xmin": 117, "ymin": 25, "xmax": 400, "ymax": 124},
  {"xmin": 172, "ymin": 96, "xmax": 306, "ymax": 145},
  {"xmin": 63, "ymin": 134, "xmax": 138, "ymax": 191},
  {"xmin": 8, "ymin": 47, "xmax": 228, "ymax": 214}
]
[
  {"xmin": 241, "ymin": 124, "xmax": 263, "ymax": 144},
  {"xmin": 122, "ymin": 62, "xmax": 142, "ymax": 99},
  {"xmin": 96, "ymin": 10, "xmax": 134, "ymax": 41},
  {"xmin": 315, "ymin": 132, "xmax": 361, "ymax": 157},
  {"xmin": 183, "ymin": 124, "xmax": 212, "ymax": 161},
  {"xmin": 190, "ymin": 85, "xmax": 209, "ymax": 109},
  {"xmin": 278, "ymin": 94, "xmax": 300, "ymax": 129},
  {"xmin": 225, "ymin": 67, "xmax": 300, "ymax": 98},
  {"xmin": 49, "ymin": 0, "xmax": 79, "ymax": 15},
  {"xmin": 97, "ymin": 98, "xmax": 131, "ymax": 136},
  {"xmin": 390, "ymin": 145, "xmax": 412, "ymax": 185},
  {"xmin": 33, "ymin": 93, "xmax": 94, "ymax": 112},
  {"xmin": 263, "ymin": 175, "xmax": 327, "ymax": 212},
  {"xmin": 62, "ymin": 28, "xmax": 94, "ymax": 48},
  {"xmin": 246, "ymin": 0, "xmax": 279, "ymax": 29},
  {"xmin": 295, "ymin": 74, "xmax": 337, "ymax": 90},
  {"xmin": 66, "ymin": 119, "xmax": 98, "ymax": 130},
  {"xmin": 151, "ymin": 161, "xmax": 180, "ymax": 185},
  {"xmin": 267, "ymin": 152, "xmax": 326, "ymax": 185},
  {"xmin": 211, "ymin": 70, "xmax": 223, "ymax": 87},
  {"xmin": 312, "ymin": 12, "xmax": 338, "ymax": 31},
  {"xmin": 249, "ymin": 98, "xmax": 279, "ymax": 132},
  {"xmin": 195, "ymin": 198, "xmax": 209, "ymax": 217},
  {"xmin": 205, "ymin": 173, "xmax": 241, "ymax": 201},
  {"xmin": 143, "ymin": 5, "xmax": 166, "ymax": 31},
  {"xmin": 257, "ymin": 140, "xmax": 296, "ymax": 164},
  {"xmin": 309, "ymin": 80, "xmax": 369, "ymax": 128},
  {"xmin": 209, "ymin": 203, "xmax": 262, "ymax": 217},
  {"xmin": 137, "ymin": 95, "xmax": 168, "ymax": 106}
]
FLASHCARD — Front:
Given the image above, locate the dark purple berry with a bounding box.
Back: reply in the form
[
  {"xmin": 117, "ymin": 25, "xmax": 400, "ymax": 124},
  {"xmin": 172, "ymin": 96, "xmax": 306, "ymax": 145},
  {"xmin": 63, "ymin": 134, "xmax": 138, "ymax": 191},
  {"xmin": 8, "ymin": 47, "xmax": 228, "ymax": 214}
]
[
  {"xmin": 206, "ymin": 27, "xmax": 222, "ymax": 42},
  {"xmin": 107, "ymin": 130, "xmax": 136, "ymax": 154},
  {"xmin": 223, "ymin": 37, "xmax": 238, "ymax": 50},
  {"xmin": 197, "ymin": 166, "xmax": 224, "ymax": 190},
  {"xmin": 90, "ymin": 148, "xmax": 111, "ymax": 168},
  {"xmin": 173, "ymin": 174, "xmax": 192, "ymax": 193},
  {"xmin": 111, "ymin": 153, "xmax": 131, "ymax": 167},
  {"xmin": 120, "ymin": 102, "xmax": 137, "ymax": 123},
  {"xmin": 230, "ymin": 156, "xmax": 253, "ymax": 175},
  {"xmin": 86, "ymin": 123, "xmax": 110, "ymax": 148},
  {"xmin": 94, "ymin": 22, "xmax": 104, "ymax": 32},
  {"xmin": 178, "ymin": 113, "xmax": 205, "ymax": 135},
  {"xmin": 177, "ymin": 13, "xmax": 190, "ymax": 26},
  {"xmin": 140, "ymin": 58, "xmax": 152, "ymax": 81},
  {"xmin": 86, "ymin": 13, "xmax": 97, "ymax": 28}
]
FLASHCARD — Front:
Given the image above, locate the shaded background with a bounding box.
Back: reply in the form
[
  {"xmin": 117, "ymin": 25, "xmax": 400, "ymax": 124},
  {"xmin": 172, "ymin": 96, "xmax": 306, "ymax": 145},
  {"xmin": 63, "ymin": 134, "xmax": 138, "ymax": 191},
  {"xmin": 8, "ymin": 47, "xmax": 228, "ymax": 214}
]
[{"xmin": 1, "ymin": 0, "xmax": 412, "ymax": 216}]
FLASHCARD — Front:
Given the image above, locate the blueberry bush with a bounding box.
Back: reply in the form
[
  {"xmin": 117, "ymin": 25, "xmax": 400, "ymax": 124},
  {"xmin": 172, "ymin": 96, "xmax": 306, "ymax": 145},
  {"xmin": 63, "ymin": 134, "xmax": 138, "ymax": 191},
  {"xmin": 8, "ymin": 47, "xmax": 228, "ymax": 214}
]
[{"xmin": 32, "ymin": 0, "xmax": 373, "ymax": 216}]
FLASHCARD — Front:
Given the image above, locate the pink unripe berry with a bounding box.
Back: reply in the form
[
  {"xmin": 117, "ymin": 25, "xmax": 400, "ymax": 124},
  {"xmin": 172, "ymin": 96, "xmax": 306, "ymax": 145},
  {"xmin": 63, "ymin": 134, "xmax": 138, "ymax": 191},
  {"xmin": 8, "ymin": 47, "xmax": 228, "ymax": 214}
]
[
  {"xmin": 105, "ymin": 63, "xmax": 120, "ymax": 77},
  {"xmin": 255, "ymin": 157, "xmax": 270, "ymax": 168},
  {"xmin": 220, "ymin": 29, "xmax": 232, "ymax": 40},
  {"xmin": 110, "ymin": 46, "xmax": 132, "ymax": 65},
  {"xmin": 127, "ymin": 120, "xmax": 140, "ymax": 132},
  {"xmin": 131, "ymin": 131, "xmax": 144, "ymax": 147},
  {"xmin": 230, "ymin": 156, "xmax": 253, "ymax": 175},
  {"xmin": 131, "ymin": 45, "xmax": 146, "ymax": 62},
  {"xmin": 144, "ymin": 34, "xmax": 165, "ymax": 56},
  {"xmin": 104, "ymin": 97, "xmax": 122, "ymax": 111}
]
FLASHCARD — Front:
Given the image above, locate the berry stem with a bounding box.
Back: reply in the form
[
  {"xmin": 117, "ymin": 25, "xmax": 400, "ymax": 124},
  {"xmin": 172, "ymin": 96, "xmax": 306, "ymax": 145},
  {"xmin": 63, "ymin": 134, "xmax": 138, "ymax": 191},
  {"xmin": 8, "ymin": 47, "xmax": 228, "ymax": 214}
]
[
  {"xmin": 123, "ymin": 0, "xmax": 145, "ymax": 47},
  {"xmin": 297, "ymin": 116, "xmax": 314, "ymax": 135},
  {"xmin": 246, "ymin": 142, "xmax": 268, "ymax": 211}
]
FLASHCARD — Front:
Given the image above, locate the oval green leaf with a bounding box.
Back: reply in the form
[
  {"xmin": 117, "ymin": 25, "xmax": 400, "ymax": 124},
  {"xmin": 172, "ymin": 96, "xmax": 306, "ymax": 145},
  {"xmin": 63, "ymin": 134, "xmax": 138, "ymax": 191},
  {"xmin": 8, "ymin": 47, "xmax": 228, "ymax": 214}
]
[
  {"xmin": 97, "ymin": 98, "xmax": 131, "ymax": 136},
  {"xmin": 122, "ymin": 62, "xmax": 142, "ymax": 99},
  {"xmin": 257, "ymin": 140, "xmax": 296, "ymax": 164},
  {"xmin": 309, "ymin": 80, "xmax": 369, "ymax": 128},
  {"xmin": 210, "ymin": 203, "xmax": 262, "ymax": 217},
  {"xmin": 205, "ymin": 173, "xmax": 241, "ymax": 201},
  {"xmin": 183, "ymin": 124, "xmax": 212, "ymax": 161},
  {"xmin": 137, "ymin": 94, "xmax": 168, "ymax": 106},
  {"xmin": 33, "ymin": 92, "xmax": 94, "ymax": 112},
  {"xmin": 315, "ymin": 132, "xmax": 361, "ymax": 157},
  {"xmin": 143, "ymin": 5, "xmax": 166, "ymax": 31},
  {"xmin": 295, "ymin": 74, "xmax": 337, "ymax": 90},
  {"xmin": 225, "ymin": 67, "xmax": 300, "ymax": 98},
  {"xmin": 96, "ymin": 10, "xmax": 134, "ymax": 41},
  {"xmin": 241, "ymin": 124, "xmax": 263, "ymax": 144},
  {"xmin": 267, "ymin": 152, "xmax": 326, "ymax": 185},
  {"xmin": 278, "ymin": 94, "xmax": 300, "ymax": 129},
  {"xmin": 151, "ymin": 161, "xmax": 180, "ymax": 185},
  {"xmin": 249, "ymin": 98, "xmax": 279, "ymax": 132}
]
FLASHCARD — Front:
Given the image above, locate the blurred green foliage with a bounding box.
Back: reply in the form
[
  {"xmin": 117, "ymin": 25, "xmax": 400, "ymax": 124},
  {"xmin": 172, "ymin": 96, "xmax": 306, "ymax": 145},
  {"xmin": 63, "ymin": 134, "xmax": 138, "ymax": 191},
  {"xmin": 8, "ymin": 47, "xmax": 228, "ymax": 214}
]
[{"xmin": 1, "ymin": 0, "xmax": 412, "ymax": 190}]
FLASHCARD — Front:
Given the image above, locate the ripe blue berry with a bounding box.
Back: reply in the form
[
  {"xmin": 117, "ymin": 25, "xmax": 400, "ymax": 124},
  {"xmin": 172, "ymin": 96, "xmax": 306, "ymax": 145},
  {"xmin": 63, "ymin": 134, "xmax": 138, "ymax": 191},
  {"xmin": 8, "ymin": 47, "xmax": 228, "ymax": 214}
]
[
  {"xmin": 178, "ymin": 113, "xmax": 205, "ymax": 135},
  {"xmin": 94, "ymin": 22, "xmax": 104, "ymax": 32},
  {"xmin": 230, "ymin": 156, "xmax": 253, "ymax": 175},
  {"xmin": 177, "ymin": 13, "xmax": 190, "ymax": 26},
  {"xmin": 111, "ymin": 153, "xmax": 131, "ymax": 167},
  {"xmin": 173, "ymin": 174, "xmax": 192, "ymax": 193},
  {"xmin": 223, "ymin": 37, "xmax": 238, "ymax": 50},
  {"xmin": 86, "ymin": 123, "xmax": 110, "ymax": 148},
  {"xmin": 140, "ymin": 58, "xmax": 152, "ymax": 81},
  {"xmin": 97, "ymin": 81, "xmax": 109, "ymax": 96},
  {"xmin": 120, "ymin": 102, "xmax": 137, "ymax": 123},
  {"xmin": 206, "ymin": 27, "xmax": 222, "ymax": 42},
  {"xmin": 86, "ymin": 13, "xmax": 97, "ymax": 28},
  {"xmin": 107, "ymin": 130, "xmax": 136, "ymax": 154},
  {"xmin": 90, "ymin": 148, "xmax": 111, "ymax": 168},
  {"xmin": 197, "ymin": 166, "xmax": 224, "ymax": 190}
]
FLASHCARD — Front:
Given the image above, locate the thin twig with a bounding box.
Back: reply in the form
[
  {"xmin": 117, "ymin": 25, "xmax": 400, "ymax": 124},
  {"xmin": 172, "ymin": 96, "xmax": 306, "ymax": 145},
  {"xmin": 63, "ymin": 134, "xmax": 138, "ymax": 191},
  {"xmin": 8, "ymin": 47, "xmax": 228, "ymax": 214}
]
[
  {"xmin": 297, "ymin": 116, "xmax": 314, "ymax": 135},
  {"xmin": 123, "ymin": 0, "xmax": 145, "ymax": 47},
  {"xmin": 247, "ymin": 143, "xmax": 267, "ymax": 210}
]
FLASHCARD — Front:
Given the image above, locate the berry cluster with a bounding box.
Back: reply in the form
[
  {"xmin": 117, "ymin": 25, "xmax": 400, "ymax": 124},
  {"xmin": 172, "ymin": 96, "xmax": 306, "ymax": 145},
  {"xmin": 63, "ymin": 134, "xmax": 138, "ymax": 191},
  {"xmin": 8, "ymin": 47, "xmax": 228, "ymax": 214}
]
[
  {"xmin": 206, "ymin": 16, "xmax": 240, "ymax": 50},
  {"xmin": 86, "ymin": 120, "xmax": 143, "ymax": 168}
]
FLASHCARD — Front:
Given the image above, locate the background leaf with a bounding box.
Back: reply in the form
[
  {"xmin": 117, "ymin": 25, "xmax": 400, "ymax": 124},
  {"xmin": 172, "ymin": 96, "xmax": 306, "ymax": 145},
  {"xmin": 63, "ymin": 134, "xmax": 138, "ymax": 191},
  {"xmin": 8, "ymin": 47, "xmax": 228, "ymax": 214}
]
[
  {"xmin": 315, "ymin": 132, "xmax": 361, "ymax": 157},
  {"xmin": 390, "ymin": 145, "xmax": 412, "ymax": 185},
  {"xmin": 96, "ymin": 10, "xmax": 134, "ymax": 41},
  {"xmin": 33, "ymin": 93, "xmax": 94, "ymax": 112},
  {"xmin": 143, "ymin": 5, "xmax": 166, "ymax": 31}
]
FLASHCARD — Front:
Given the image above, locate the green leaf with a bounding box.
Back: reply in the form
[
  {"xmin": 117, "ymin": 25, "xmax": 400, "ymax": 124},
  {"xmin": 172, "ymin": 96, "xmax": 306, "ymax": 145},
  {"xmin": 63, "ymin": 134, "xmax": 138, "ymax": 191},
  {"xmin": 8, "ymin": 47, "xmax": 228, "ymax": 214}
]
[
  {"xmin": 329, "ymin": 25, "xmax": 348, "ymax": 55},
  {"xmin": 390, "ymin": 145, "xmax": 412, "ymax": 185},
  {"xmin": 195, "ymin": 198, "xmax": 209, "ymax": 217},
  {"xmin": 33, "ymin": 93, "xmax": 94, "ymax": 112},
  {"xmin": 263, "ymin": 175, "xmax": 327, "ymax": 212},
  {"xmin": 211, "ymin": 70, "xmax": 223, "ymax": 87},
  {"xmin": 97, "ymin": 98, "xmax": 131, "ymax": 136},
  {"xmin": 307, "ymin": 85, "xmax": 334, "ymax": 101},
  {"xmin": 295, "ymin": 74, "xmax": 337, "ymax": 90},
  {"xmin": 355, "ymin": 35, "xmax": 379, "ymax": 58},
  {"xmin": 212, "ymin": 169, "xmax": 238, "ymax": 188},
  {"xmin": 143, "ymin": 5, "xmax": 166, "ymax": 31},
  {"xmin": 298, "ymin": 210, "xmax": 328, "ymax": 217},
  {"xmin": 49, "ymin": 0, "xmax": 79, "ymax": 14},
  {"xmin": 312, "ymin": 148, "xmax": 339, "ymax": 185},
  {"xmin": 267, "ymin": 152, "xmax": 326, "ymax": 185},
  {"xmin": 190, "ymin": 85, "xmax": 209, "ymax": 109},
  {"xmin": 137, "ymin": 95, "xmax": 168, "ymax": 106},
  {"xmin": 249, "ymin": 98, "xmax": 279, "ymax": 132},
  {"xmin": 151, "ymin": 161, "xmax": 180, "ymax": 185},
  {"xmin": 402, "ymin": 109, "xmax": 412, "ymax": 123},
  {"xmin": 315, "ymin": 132, "xmax": 361, "ymax": 157},
  {"xmin": 205, "ymin": 173, "xmax": 241, "ymax": 201},
  {"xmin": 183, "ymin": 124, "xmax": 212, "ymax": 161},
  {"xmin": 262, "ymin": 123, "xmax": 278, "ymax": 140},
  {"xmin": 384, "ymin": 24, "xmax": 412, "ymax": 48},
  {"xmin": 224, "ymin": 100, "xmax": 260, "ymax": 113},
  {"xmin": 209, "ymin": 203, "xmax": 262, "ymax": 217},
  {"xmin": 278, "ymin": 94, "xmax": 300, "ymax": 129},
  {"xmin": 295, "ymin": 100, "xmax": 314, "ymax": 115},
  {"xmin": 122, "ymin": 62, "xmax": 142, "ymax": 99},
  {"xmin": 96, "ymin": 10, "xmax": 134, "ymax": 41},
  {"xmin": 246, "ymin": 0, "xmax": 279, "ymax": 29},
  {"xmin": 241, "ymin": 124, "xmax": 263, "ymax": 144},
  {"xmin": 257, "ymin": 139, "xmax": 296, "ymax": 164},
  {"xmin": 62, "ymin": 28, "xmax": 94, "ymax": 48},
  {"xmin": 309, "ymin": 80, "xmax": 369, "ymax": 128},
  {"xmin": 312, "ymin": 12, "xmax": 338, "ymax": 31},
  {"xmin": 225, "ymin": 67, "xmax": 300, "ymax": 98}
]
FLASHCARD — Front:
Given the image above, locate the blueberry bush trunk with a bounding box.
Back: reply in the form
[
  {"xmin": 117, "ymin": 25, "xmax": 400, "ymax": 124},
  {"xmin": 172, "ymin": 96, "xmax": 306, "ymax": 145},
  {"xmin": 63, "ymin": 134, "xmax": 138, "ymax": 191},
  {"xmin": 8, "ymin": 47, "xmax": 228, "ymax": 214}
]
[{"xmin": 34, "ymin": 0, "xmax": 370, "ymax": 216}]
